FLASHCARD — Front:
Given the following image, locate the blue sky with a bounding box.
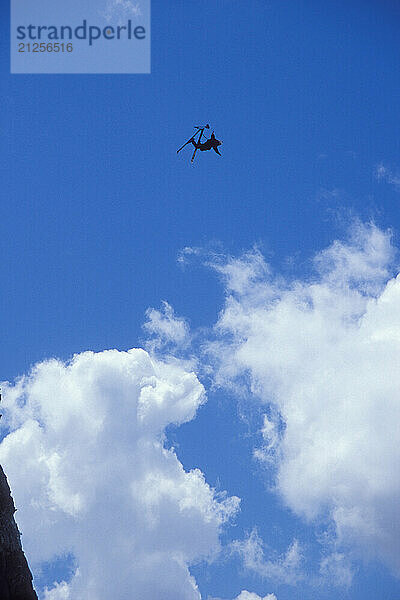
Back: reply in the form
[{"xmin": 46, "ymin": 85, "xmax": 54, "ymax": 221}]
[{"xmin": 1, "ymin": 2, "xmax": 400, "ymax": 600}]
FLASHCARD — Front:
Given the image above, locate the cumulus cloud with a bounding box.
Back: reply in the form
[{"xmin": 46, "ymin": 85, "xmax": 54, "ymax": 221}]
[
  {"xmin": 232, "ymin": 529, "xmax": 303, "ymax": 585},
  {"xmin": 3, "ymin": 219, "xmax": 399, "ymax": 597},
  {"xmin": 208, "ymin": 222, "xmax": 400, "ymax": 576},
  {"xmin": 209, "ymin": 591, "xmax": 277, "ymax": 600},
  {"xmin": 235, "ymin": 592, "xmax": 277, "ymax": 600},
  {"xmin": 0, "ymin": 349, "xmax": 239, "ymax": 600}
]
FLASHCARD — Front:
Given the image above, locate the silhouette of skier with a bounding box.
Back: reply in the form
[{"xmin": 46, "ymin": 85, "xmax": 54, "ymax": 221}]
[
  {"xmin": 177, "ymin": 125, "xmax": 222, "ymax": 163},
  {"xmin": 190, "ymin": 131, "xmax": 222, "ymax": 155}
]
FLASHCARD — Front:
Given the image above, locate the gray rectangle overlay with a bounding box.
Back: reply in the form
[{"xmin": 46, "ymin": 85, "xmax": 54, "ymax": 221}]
[{"xmin": 11, "ymin": 0, "xmax": 151, "ymax": 74}]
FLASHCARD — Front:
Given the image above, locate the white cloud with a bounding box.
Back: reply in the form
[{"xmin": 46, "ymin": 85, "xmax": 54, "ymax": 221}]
[
  {"xmin": 235, "ymin": 592, "xmax": 277, "ymax": 600},
  {"xmin": 232, "ymin": 529, "xmax": 303, "ymax": 585},
  {"xmin": 209, "ymin": 248, "xmax": 270, "ymax": 297},
  {"xmin": 3, "ymin": 220, "xmax": 399, "ymax": 596},
  {"xmin": 208, "ymin": 592, "xmax": 277, "ymax": 600},
  {"xmin": 253, "ymin": 413, "xmax": 281, "ymax": 465},
  {"xmin": 374, "ymin": 163, "xmax": 400, "ymax": 191},
  {"xmin": 319, "ymin": 552, "xmax": 353, "ymax": 588},
  {"xmin": 144, "ymin": 301, "xmax": 190, "ymax": 349},
  {"xmin": 178, "ymin": 246, "xmax": 202, "ymax": 265},
  {"xmin": 209, "ymin": 222, "xmax": 400, "ymax": 576},
  {"xmin": 0, "ymin": 348, "xmax": 239, "ymax": 600}
]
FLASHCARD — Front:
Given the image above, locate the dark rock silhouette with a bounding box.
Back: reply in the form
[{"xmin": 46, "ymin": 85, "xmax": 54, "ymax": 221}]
[{"xmin": 0, "ymin": 465, "xmax": 38, "ymax": 600}]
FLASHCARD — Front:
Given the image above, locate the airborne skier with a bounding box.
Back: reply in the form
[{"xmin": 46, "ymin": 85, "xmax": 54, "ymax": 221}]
[{"xmin": 177, "ymin": 124, "xmax": 223, "ymax": 163}]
